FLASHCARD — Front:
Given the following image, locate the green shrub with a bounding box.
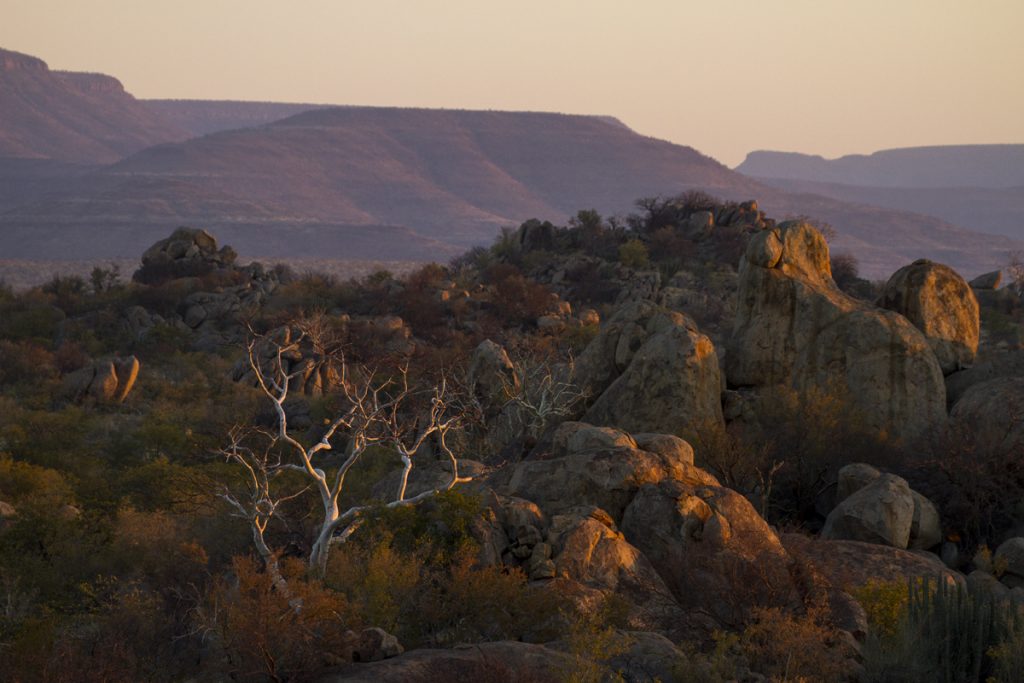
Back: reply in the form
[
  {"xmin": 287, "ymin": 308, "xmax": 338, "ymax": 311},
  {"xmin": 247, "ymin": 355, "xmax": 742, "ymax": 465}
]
[{"xmin": 617, "ymin": 238, "xmax": 649, "ymax": 269}]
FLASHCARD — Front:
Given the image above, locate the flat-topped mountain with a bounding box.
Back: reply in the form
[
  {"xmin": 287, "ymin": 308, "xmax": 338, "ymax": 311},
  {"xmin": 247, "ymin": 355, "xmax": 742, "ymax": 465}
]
[
  {"xmin": 737, "ymin": 145, "xmax": 1024, "ymax": 188},
  {"xmin": 143, "ymin": 99, "xmax": 335, "ymax": 136},
  {"xmin": 0, "ymin": 48, "xmax": 189, "ymax": 163},
  {"xmin": 2, "ymin": 105, "xmax": 1019, "ymax": 277},
  {"xmin": 737, "ymin": 145, "xmax": 1024, "ymax": 241}
]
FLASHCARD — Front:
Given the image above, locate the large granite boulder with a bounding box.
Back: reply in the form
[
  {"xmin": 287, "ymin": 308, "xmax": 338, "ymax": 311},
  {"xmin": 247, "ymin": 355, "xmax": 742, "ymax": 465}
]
[
  {"xmin": 574, "ymin": 301, "xmax": 723, "ymax": 437},
  {"xmin": 822, "ymin": 475, "xmax": 915, "ymax": 548},
  {"xmin": 620, "ymin": 478, "xmax": 798, "ymax": 626},
  {"xmin": 949, "ymin": 377, "xmax": 1024, "ymax": 455},
  {"xmin": 877, "ymin": 259, "xmax": 979, "ymax": 374},
  {"xmin": 727, "ymin": 221, "xmax": 946, "ymax": 443},
  {"xmin": 831, "ymin": 464, "xmax": 942, "ymax": 550}
]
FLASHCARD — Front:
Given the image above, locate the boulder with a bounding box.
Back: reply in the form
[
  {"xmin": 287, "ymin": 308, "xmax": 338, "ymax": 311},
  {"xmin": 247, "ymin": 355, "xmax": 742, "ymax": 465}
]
[
  {"xmin": 994, "ymin": 537, "xmax": 1024, "ymax": 589},
  {"xmin": 782, "ymin": 534, "xmax": 963, "ymax": 590},
  {"xmin": 0, "ymin": 501, "xmax": 16, "ymax": 519},
  {"xmin": 832, "ymin": 464, "xmax": 941, "ymax": 550},
  {"xmin": 350, "ymin": 627, "xmax": 404, "ymax": 663},
  {"xmin": 967, "ymin": 570, "xmax": 1011, "ymax": 603},
  {"xmin": 620, "ymin": 478, "xmax": 797, "ymax": 626},
  {"xmin": 552, "ymin": 422, "xmax": 636, "ymax": 456},
  {"xmin": 548, "ymin": 507, "xmax": 670, "ymax": 597},
  {"xmin": 909, "ymin": 491, "xmax": 942, "ymax": 551},
  {"xmin": 497, "ymin": 440, "xmax": 717, "ymax": 524},
  {"xmin": 950, "ymin": 377, "xmax": 1024, "ymax": 455},
  {"xmin": 606, "ymin": 631, "xmax": 692, "ymax": 683},
  {"xmin": 317, "ymin": 641, "xmax": 575, "ymax": 682},
  {"xmin": 877, "ymin": 259, "xmax": 979, "ymax": 374},
  {"xmin": 945, "ymin": 351, "xmax": 1024, "ymax": 408},
  {"xmin": 575, "ymin": 301, "xmax": 723, "ymax": 437},
  {"xmin": 467, "ymin": 340, "xmax": 517, "ymax": 415},
  {"xmin": 969, "ymin": 270, "xmax": 1002, "ymax": 290},
  {"xmin": 134, "ymin": 227, "xmax": 234, "ymax": 283},
  {"xmin": 727, "ymin": 221, "xmax": 946, "ymax": 443},
  {"xmin": 60, "ymin": 356, "xmax": 140, "ymax": 404},
  {"xmin": 631, "ymin": 433, "xmax": 694, "ymax": 465},
  {"xmin": 835, "ymin": 463, "xmax": 881, "ymax": 504},
  {"xmin": 821, "ymin": 475, "xmax": 915, "ymax": 548}
]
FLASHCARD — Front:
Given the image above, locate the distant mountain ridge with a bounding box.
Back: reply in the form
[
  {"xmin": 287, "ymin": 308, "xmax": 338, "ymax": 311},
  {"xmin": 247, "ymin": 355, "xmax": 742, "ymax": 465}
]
[
  {"xmin": 736, "ymin": 145, "xmax": 1024, "ymax": 243},
  {"xmin": 1, "ymin": 46, "xmax": 1021, "ymax": 280},
  {"xmin": 2, "ymin": 103, "xmax": 1020, "ymax": 278},
  {"xmin": 737, "ymin": 145, "xmax": 1024, "ymax": 188},
  {"xmin": 143, "ymin": 99, "xmax": 336, "ymax": 136},
  {"xmin": 0, "ymin": 48, "xmax": 189, "ymax": 163}
]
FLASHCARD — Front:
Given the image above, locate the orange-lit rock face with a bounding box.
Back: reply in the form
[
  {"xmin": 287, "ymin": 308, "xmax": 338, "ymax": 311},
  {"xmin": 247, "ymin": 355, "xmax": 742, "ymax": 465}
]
[
  {"xmin": 727, "ymin": 221, "xmax": 947, "ymax": 444},
  {"xmin": 877, "ymin": 258, "xmax": 980, "ymax": 375}
]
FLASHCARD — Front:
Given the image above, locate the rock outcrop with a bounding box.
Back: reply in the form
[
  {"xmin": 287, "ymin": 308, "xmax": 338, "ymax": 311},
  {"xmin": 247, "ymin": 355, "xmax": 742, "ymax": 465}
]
[
  {"xmin": 783, "ymin": 534, "xmax": 963, "ymax": 589},
  {"xmin": 949, "ymin": 377, "xmax": 1024, "ymax": 455},
  {"xmin": 231, "ymin": 325, "xmax": 342, "ymax": 397},
  {"xmin": 876, "ymin": 259, "xmax": 979, "ymax": 374},
  {"xmin": 621, "ymin": 478, "xmax": 798, "ymax": 626},
  {"xmin": 60, "ymin": 356, "xmax": 139, "ymax": 404},
  {"xmin": 994, "ymin": 538, "xmax": 1024, "ymax": 589},
  {"xmin": 945, "ymin": 351, "xmax": 1024, "ymax": 408},
  {"xmin": 969, "ymin": 270, "xmax": 1002, "ymax": 290},
  {"xmin": 727, "ymin": 221, "xmax": 946, "ymax": 443},
  {"xmin": 467, "ymin": 340, "xmax": 517, "ymax": 416},
  {"xmin": 822, "ymin": 474, "xmax": 916, "ymax": 548},
  {"xmin": 492, "ymin": 423, "xmax": 807, "ymax": 634},
  {"xmin": 574, "ymin": 301, "xmax": 723, "ymax": 437},
  {"xmin": 318, "ymin": 641, "xmax": 574, "ymax": 682},
  {"xmin": 828, "ymin": 464, "xmax": 942, "ymax": 550},
  {"xmin": 134, "ymin": 227, "xmax": 237, "ymax": 284}
]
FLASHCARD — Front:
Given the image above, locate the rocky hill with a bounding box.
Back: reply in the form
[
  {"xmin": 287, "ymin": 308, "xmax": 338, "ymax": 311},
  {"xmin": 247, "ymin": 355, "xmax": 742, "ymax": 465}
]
[
  {"xmin": 0, "ymin": 48, "xmax": 189, "ymax": 163},
  {"xmin": 2, "ymin": 103, "xmax": 1019, "ymax": 278}
]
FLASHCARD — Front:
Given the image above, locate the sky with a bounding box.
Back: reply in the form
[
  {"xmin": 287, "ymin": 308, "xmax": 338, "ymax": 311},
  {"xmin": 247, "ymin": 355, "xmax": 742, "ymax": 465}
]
[{"xmin": 2, "ymin": 0, "xmax": 1022, "ymax": 166}]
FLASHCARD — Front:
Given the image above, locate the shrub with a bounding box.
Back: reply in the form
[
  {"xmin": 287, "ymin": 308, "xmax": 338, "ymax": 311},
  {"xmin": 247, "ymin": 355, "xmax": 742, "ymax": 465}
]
[
  {"xmin": 617, "ymin": 238, "xmax": 649, "ymax": 269},
  {"xmin": 198, "ymin": 556, "xmax": 353, "ymax": 682},
  {"xmin": 737, "ymin": 605, "xmax": 849, "ymax": 682},
  {"xmin": 325, "ymin": 491, "xmax": 564, "ymax": 647}
]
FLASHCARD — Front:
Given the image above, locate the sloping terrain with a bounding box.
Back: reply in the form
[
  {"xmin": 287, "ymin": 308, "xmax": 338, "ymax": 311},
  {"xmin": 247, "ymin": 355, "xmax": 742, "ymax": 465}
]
[
  {"xmin": 739, "ymin": 176, "xmax": 1024, "ymax": 241},
  {"xmin": 737, "ymin": 145, "xmax": 1024, "ymax": 188},
  {"xmin": 1, "ymin": 81, "xmax": 1018, "ymax": 277},
  {"xmin": 0, "ymin": 48, "xmax": 189, "ymax": 163},
  {"xmin": 144, "ymin": 99, "xmax": 334, "ymax": 136}
]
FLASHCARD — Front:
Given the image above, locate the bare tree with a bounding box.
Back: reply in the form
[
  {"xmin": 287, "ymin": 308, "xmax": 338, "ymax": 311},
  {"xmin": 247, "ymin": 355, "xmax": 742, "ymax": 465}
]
[
  {"xmin": 501, "ymin": 356, "xmax": 587, "ymax": 439},
  {"xmin": 220, "ymin": 322, "xmax": 472, "ymax": 586}
]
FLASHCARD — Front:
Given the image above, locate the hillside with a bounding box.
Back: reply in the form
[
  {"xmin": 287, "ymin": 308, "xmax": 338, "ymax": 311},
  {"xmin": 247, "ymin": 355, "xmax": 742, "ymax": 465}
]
[
  {"xmin": 744, "ymin": 176, "xmax": 1024, "ymax": 241},
  {"xmin": 143, "ymin": 99, "xmax": 334, "ymax": 136},
  {"xmin": 0, "ymin": 48, "xmax": 189, "ymax": 163},
  {"xmin": 2, "ymin": 105, "xmax": 1018, "ymax": 278},
  {"xmin": 737, "ymin": 145, "xmax": 1024, "ymax": 188}
]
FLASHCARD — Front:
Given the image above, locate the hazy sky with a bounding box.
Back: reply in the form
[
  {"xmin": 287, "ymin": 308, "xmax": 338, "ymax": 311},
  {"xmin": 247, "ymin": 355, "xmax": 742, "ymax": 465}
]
[{"xmin": 3, "ymin": 0, "xmax": 1022, "ymax": 166}]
